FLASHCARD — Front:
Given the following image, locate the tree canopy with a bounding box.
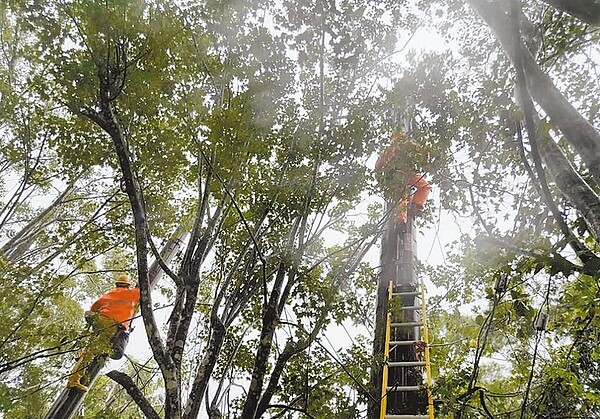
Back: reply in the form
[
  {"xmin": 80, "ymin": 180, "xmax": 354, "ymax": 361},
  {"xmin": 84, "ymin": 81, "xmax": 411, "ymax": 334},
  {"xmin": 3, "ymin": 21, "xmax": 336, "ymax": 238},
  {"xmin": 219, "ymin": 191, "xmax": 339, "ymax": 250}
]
[{"xmin": 0, "ymin": 0, "xmax": 599, "ymax": 418}]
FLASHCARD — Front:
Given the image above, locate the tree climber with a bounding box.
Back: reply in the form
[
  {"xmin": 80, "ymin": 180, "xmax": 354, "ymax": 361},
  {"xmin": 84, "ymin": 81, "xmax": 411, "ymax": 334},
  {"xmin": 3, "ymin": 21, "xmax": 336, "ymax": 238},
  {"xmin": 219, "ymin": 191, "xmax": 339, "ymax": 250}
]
[
  {"xmin": 67, "ymin": 273, "xmax": 140, "ymax": 392},
  {"xmin": 375, "ymin": 132, "xmax": 431, "ymax": 225}
]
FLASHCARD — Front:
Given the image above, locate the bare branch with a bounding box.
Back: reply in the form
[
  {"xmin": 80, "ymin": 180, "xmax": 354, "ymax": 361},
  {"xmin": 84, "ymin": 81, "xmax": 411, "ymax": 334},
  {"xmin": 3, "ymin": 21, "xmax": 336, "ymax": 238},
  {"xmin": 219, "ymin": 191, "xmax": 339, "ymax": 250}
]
[{"xmin": 106, "ymin": 370, "xmax": 160, "ymax": 419}]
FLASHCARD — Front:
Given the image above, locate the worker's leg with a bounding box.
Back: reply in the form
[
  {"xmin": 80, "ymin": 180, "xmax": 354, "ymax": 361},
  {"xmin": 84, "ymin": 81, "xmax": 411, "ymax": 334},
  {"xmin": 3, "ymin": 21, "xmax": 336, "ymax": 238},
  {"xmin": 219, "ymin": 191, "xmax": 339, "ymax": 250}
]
[
  {"xmin": 407, "ymin": 173, "xmax": 431, "ymax": 211},
  {"xmin": 66, "ymin": 346, "xmax": 95, "ymax": 391},
  {"xmin": 395, "ymin": 199, "xmax": 408, "ymax": 224},
  {"xmin": 394, "ymin": 185, "xmax": 410, "ymax": 225},
  {"xmin": 95, "ymin": 314, "xmax": 119, "ymax": 356},
  {"xmin": 66, "ymin": 315, "xmax": 117, "ymax": 391},
  {"xmin": 395, "ymin": 173, "xmax": 430, "ymax": 224}
]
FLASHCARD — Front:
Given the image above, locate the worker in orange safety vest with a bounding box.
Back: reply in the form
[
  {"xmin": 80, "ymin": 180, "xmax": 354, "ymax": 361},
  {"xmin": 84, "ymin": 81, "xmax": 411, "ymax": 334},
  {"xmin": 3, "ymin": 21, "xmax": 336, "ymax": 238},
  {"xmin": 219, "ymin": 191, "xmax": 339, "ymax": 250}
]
[
  {"xmin": 67, "ymin": 273, "xmax": 140, "ymax": 392},
  {"xmin": 375, "ymin": 132, "xmax": 431, "ymax": 225}
]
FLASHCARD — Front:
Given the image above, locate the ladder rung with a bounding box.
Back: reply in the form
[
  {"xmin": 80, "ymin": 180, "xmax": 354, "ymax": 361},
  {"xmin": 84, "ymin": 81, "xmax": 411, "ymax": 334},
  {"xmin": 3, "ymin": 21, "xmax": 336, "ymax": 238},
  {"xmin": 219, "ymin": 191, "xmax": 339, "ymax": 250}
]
[
  {"xmin": 387, "ymin": 385, "xmax": 424, "ymax": 392},
  {"xmin": 385, "ymin": 415, "xmax": 429, "ymax": 419},
  {"xmin": 388, "ymin": 361, "xmax": 426, "ymax": 367},
  {"xmin": 401, "ymin": 306, "xmax": 420, "ymax": 310},
  {"xmin": 389, "ymin": 340, "xmax": 422, "ymax": 346},
  {"xmin": 391, "ymin": 321, "xmax": 423, "ymax": 328},
  {"xmin": 392, "ymin": 291, "xmax": 420, "ymax": 297}
]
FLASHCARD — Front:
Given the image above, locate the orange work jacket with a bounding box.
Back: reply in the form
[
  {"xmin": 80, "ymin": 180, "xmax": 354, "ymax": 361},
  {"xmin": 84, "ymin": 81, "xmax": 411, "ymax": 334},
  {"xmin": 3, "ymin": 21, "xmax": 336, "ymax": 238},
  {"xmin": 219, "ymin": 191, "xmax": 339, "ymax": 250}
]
[{"xmin": 90, "ymin": 287, "xmax": 140, "ymax": 328}]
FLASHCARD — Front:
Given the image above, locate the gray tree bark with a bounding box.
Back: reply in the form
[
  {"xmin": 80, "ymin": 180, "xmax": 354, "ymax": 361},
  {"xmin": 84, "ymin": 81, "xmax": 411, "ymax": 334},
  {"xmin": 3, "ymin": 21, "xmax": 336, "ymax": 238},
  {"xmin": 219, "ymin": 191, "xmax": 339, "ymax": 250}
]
[
  {"xmin": 468, "ymin": 0, "xmax": 600, "ymax": 186},
  {"xmin": 106, "ymin": 371, "xmax": 161, "ymax": 419},
  {"xmin": 538, "ymin": 135, "xmax": 600, "ymax": 242},
  {"xmin": 1, "ymin": 179, "xmax": 77, "ymax": 262},
  {"xmin": 539, "ymin": 0, "xmax": 600, "ymax": 25}
]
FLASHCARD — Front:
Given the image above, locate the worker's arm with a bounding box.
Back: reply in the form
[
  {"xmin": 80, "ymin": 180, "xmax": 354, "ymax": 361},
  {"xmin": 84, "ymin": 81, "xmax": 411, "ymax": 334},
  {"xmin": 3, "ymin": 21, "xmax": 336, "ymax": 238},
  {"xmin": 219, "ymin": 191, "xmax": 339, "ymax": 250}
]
[
  {"xmin": 89, "ymin": 296, "xmax": 104, "ymax": 313},
  {"xmin": 85, "ymin": 296, "xmax": 104, "ymax": 325}
]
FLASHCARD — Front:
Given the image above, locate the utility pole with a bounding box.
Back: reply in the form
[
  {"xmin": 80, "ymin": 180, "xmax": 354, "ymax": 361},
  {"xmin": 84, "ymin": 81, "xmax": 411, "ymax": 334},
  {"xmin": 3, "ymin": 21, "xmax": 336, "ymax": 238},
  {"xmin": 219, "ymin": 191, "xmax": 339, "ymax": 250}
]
[
  {"xmin": 43, "ymin": 226, "xmax": 188, "ymax": 419},
  {"xmin": 370, "ymin": 122, "xmax": 434, "ymax": 419},
  {"xmin": 370, "ymin": 207, "xmax": 429, "ymax": 418}
]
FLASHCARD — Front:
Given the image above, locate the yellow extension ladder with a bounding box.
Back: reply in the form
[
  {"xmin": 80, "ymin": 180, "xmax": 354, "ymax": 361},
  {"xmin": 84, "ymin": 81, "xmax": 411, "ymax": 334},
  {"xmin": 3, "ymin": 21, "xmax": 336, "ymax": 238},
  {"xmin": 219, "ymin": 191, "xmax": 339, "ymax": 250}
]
[{"xmin": 380, "ymin": 278, "xmax": 434, "ymax": 419}]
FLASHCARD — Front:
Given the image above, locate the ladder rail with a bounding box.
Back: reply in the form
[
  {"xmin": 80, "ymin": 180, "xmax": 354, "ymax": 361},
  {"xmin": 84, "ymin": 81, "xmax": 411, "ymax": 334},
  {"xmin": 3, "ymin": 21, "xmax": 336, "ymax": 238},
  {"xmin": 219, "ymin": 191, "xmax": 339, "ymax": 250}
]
[
  {"xmin": 379, "ymin": 280, "xmax": 394, "ymax": 419},
  {"xmin": 419, "ymin": 277, "xmax": 435, "ymax": 419}
]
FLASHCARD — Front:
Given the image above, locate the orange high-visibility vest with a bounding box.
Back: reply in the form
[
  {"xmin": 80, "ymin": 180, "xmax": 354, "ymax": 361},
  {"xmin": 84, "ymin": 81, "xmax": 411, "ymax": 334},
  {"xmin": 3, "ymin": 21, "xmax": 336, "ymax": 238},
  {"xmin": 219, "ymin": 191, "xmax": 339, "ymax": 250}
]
[{"xmin": 90, "ymin": 288, "xmax": 140, "ymax": 328}]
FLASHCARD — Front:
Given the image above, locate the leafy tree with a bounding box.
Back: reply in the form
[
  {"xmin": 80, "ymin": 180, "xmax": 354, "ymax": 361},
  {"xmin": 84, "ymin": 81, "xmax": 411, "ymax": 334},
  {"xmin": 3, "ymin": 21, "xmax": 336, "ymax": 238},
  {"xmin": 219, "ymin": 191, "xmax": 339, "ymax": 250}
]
[
  {"xmin": 1, "ymin": 0, "xmax": 416, "ymax": 417},
  {"xmin": 3, "ymin": 0, "xmax": 599, "ymax": 418},
  {"xmin": 414, "ymin": 0, "xmax": 600, "ymax": 417}
]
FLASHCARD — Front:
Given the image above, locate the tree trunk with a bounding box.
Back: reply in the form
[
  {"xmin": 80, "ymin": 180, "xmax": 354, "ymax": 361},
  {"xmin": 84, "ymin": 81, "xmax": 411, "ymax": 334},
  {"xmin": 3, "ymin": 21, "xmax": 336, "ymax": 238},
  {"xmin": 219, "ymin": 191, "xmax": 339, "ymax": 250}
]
[
  {"xmin": 254, "ymin": 340, "xmax": 297, "ymax": 418},
  {"xmin": 539, "ymin": 0, "xmax": 600, "ymax": 25},
  {"xmin": 468, "ymin": 0, "xmax": 600, "ymax": 186},
  {"xmin": 183, "ymin": 314, "xmax": 226, "ymax": 419},
  {"xmin": 82, "ymin": 74, "xmax": 180, "ymax": 416},
  {"xmin": 240, "ymin": 263, "xmax": 289, "ymax": 418},
  {"xmin": 537, "ymin": 134, "xmax": 600, "ymax": 241},
  {"xmin": 1, "ymin": 179, "xmax": 76, "ymax": 262}
]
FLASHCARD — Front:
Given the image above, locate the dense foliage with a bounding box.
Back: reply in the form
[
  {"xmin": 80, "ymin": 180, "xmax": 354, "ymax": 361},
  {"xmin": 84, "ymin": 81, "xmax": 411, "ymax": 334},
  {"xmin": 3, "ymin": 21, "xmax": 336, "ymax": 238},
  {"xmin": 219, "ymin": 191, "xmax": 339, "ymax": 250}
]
[{"xmin": 0, "ymin": 0, "xmax": 599, "ymax": 418}]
